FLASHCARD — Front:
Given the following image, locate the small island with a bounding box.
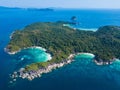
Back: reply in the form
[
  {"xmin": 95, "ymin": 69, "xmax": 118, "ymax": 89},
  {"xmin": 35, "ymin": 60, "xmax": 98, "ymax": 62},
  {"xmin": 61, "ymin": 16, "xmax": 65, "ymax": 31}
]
[{"xmin": 6, "ymin": 21, "xmax": 120, "ymax": 81}]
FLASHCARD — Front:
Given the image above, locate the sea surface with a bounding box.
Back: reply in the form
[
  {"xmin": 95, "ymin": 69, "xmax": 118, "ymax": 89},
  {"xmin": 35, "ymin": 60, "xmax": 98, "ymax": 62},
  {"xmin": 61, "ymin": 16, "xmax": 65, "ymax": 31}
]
[
  {"xmin": 12, "ymin": 47, "xmax": 52, "ymax": 70},
  {"xmin": 1, "ymin": 7, "xmax": 120, "ymax": 90}
]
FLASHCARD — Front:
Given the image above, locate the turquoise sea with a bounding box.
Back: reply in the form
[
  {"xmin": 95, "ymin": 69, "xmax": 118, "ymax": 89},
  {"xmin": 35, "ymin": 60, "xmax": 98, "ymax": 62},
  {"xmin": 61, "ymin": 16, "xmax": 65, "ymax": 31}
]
[
  {"xmin": 12, "ymin": 47, "xmax": 51, "ymax": 70},
  {"xmin": 1, "ymin": 7, "xmax": 120, "ymax": 90}
]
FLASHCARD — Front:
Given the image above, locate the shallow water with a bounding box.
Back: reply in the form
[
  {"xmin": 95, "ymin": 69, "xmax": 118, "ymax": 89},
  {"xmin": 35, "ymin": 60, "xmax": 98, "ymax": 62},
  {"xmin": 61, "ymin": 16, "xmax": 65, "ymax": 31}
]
[{"xmin": 12, "ymin": 47, "xmax": 51, "ymax": 70}]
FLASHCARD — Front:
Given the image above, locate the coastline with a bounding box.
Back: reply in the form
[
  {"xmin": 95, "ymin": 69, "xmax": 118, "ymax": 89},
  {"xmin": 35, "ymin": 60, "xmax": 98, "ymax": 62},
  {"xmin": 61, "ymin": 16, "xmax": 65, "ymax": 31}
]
[
  {"xmin": 10, "ymin": 31, "xmax": 15, "ymax": 39},
  {"xmin": 4, "ymin": 46, "xmax": 47, "ymax": 55},
  {"xmin": 76, "ymin": 53, "xmax": 95, "ymax": 57},
  {"xmin": 76, "ymin": 53, "xmax": 118, "ymax": 66},
  {"xmin": 94, "ymin": 58, "xmax": 116, "ymax": 65},
  {"xmin": 10, "ymin": 54, "xmax": 75, "ymax": 81},
  {"xmin": 10, "ymin": 53, "xmax": 95, "ymax": 81},
  {"xmin": 63, "ymin": 24, "xmax": 97, "ymax": 31},
  {"xmin": 9, "ymin": 51, "xmax": 118, "ymax": 82},
  {"xmin": 4, "ymin": 47, "xmax": 20, "ymax": 55}
]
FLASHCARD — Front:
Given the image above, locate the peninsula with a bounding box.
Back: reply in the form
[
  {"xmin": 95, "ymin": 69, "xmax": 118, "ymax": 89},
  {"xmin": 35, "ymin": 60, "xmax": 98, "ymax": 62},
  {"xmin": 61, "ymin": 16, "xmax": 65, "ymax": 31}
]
[{"xmin": 6, "ymin": 21, "xmax": 120, "ymax": 80}]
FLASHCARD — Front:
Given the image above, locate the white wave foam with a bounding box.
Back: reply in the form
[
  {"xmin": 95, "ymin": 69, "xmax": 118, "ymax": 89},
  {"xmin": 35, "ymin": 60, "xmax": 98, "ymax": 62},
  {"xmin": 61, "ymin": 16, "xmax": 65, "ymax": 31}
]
[
  {"xmin": 63, "ymin": 24, "xmax": 98, "ymax": 31},
  {"xmin": 29, "ymin": 46, "xmax": 46, "ymax": 51},
  {"xmin": 46, "ymin": 53, "xmax": 52, "ymax": 61},
  {"xmin": 77, "ymin": 53, "xmax": 95, "ymax": 58},
  {"xmin": 78, "ymin": 28, "xmax": 98, "ymax": 31}
]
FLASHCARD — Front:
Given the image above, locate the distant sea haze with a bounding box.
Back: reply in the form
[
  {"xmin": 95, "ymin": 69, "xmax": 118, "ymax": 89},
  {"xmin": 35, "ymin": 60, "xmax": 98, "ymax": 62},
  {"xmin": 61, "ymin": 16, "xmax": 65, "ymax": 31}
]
[{"xmin": 0, "ymin": 7, "xmax": 120, "ymax": 90}]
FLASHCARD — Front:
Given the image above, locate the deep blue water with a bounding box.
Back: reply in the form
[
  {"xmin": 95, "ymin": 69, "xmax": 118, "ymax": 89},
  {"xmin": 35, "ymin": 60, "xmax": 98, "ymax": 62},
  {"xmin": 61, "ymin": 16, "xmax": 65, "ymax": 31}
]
[{"xmin": 1, "ymin": 8, "xmax": 120, "ymax": 90}]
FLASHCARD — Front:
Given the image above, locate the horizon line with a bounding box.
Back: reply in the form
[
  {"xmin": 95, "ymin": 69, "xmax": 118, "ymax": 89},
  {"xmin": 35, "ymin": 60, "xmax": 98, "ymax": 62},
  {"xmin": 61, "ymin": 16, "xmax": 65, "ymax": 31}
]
[{"xmin": 1, "ymin": 6, "xmax": 120, "ymax": 10}]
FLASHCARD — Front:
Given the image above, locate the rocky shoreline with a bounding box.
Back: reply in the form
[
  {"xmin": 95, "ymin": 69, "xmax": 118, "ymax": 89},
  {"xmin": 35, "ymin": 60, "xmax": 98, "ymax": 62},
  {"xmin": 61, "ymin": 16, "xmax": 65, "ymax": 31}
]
[
  {"xmin": 9, "ymin": 52, "xmax": 119, "ymax": 83},
  {"xmin": 9, "ymin": 53, "xmax": 95, "ymax": 82},
  {"xmin": 4, "ymin": 46, "xmax": 47, "ymax": 55},
  {"xmin": 94, "ymin": 59, "xmax": 117, "ymax": 65},
  {"xmin": 4, "ymin": 47, "xmax": 19, "ymax": 55},
  {"xmin": 10, "ymin": 54, "xmax": 75, "ymax": 82}
]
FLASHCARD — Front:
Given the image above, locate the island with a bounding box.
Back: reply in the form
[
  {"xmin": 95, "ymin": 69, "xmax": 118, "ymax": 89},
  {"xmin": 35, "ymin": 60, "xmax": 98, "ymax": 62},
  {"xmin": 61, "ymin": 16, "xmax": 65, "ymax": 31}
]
[
  {"xmin": 0, "ymin": 6, "xmax": 54, "ymax": 11},
  {"xmin": 6, "ymin": 21, "xmax": 120, "ymax": 81},
  {"xmin": 26, "ymin": 8, "xmax": 54, "ymax": 11}
]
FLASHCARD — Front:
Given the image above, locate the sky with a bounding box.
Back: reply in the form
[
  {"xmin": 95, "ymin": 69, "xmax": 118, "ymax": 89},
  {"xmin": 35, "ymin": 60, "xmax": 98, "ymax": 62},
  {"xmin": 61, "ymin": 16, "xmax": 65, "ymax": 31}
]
[{"xmin": 0, "ymin": 0, "xmax": 120, "ymax": 9}]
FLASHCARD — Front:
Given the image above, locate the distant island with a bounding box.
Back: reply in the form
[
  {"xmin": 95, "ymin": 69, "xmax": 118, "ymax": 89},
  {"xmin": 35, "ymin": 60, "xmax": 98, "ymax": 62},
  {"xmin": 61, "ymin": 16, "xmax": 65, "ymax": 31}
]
[
  {"xmin": 0, "ymin": 6, "xmax": 54, "ymax": 11},
  {"xmin": 26, "ymin": 8, "xmax": 54, "ymax": 11},
  {"xmin": 6, "ymin": 21, "xmax": 120, "ymax": 81}
]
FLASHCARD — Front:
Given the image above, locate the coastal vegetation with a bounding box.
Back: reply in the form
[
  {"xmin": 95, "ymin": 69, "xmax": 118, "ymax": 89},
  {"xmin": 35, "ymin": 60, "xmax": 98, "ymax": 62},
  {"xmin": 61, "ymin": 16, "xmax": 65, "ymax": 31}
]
[{"xmin": 6, "ymin": 22, "xmax": 120, "ymax": 71}]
